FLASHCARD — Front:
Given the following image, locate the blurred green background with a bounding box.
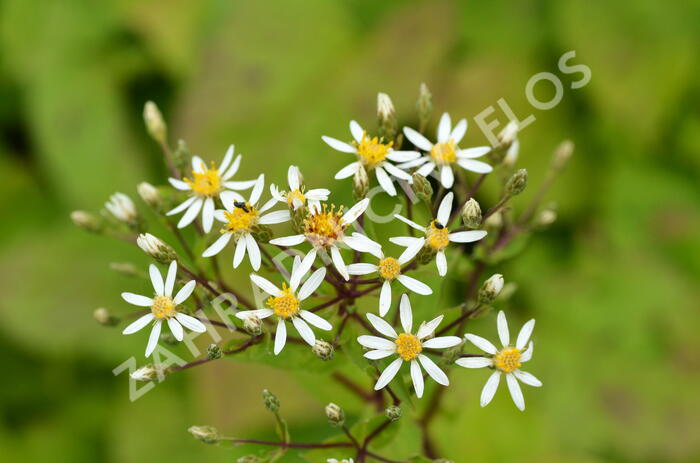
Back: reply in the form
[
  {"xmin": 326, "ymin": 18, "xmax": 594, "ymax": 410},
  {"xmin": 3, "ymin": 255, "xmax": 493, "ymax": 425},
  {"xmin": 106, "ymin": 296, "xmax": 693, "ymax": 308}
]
[{"xmin": 1, "ymin": 0, "xmax": 699, "ymax": 461}]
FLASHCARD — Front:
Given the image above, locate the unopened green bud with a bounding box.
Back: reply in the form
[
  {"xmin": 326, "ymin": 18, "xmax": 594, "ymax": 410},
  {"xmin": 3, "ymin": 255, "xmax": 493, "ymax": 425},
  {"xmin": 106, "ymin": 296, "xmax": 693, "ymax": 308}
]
[
  {"xmin": 243, "ymin": 315, "xmax": 263, "ymax": 336},
  {"xmin": 417, "ymin": 83, "xmax": 433, "ymax": 132},
  {"xmin": 325, "ymin": 403, "xmax": 345, "ymax": 427},
  {"xmin": 478, "ymin": 274, "xmax": 504, "ymax": 305},
  {"xmin": 312, "ymin": 340, "xmax": 334, "ymax": 361},
  {"xmin": 353, "ymin": 165, "xmax": 369, "ymax": 201},
  {"xmin": 262, "ymin": 389, "xmax": 280, "ymax": 413},
  {"xmin": 71, "ymin": 210, "xmax": 101, "ymax": 233},
  {"xmin": 207, "ymin": 344, "xmax": 222, "ymax": 360},
  {"xmin": 385, "ymin": 405, "xmax": 402, "ymax": 421},
  {"xmin": 377, "ymin": 92, "xmax": 397, "ymax": 141},
  {"xmin": 131, "ymin": 364, "xmax": 168, "ymax": 382},
  {"xmin": 505, "ymin": 169, "xmax": 528, "ymax": 196},
  {"xmin": 143, "ymin": 101, "xmax": 167, "ymax": 144},
  {"xmin": 552, "ymin": 140, "xmax": 574, "ymax": 171},
  {"xmin": 188, "ymin": 425, "xmax": 219, "ymax": 444},
  {"xmin": 412, "ymin": 172, "xmax": 433, "ymax": 202},
  {"xmin": 137, "ymin": 182, "xmax": 162, "ymax": 210},
  {"xmin": 173, "ymin": 139, "xmax": 191, "ymax": 171},
  {"xmin": 461, "ymin": 198, "xmax": 482, "ymax": 228},
  {"xmin": 93, "ymin": 307, "xmax": 118, "ymax": 326},
  {"xmin": 136, "ymin": 233, "xmax": 177, "ymax": 264}
]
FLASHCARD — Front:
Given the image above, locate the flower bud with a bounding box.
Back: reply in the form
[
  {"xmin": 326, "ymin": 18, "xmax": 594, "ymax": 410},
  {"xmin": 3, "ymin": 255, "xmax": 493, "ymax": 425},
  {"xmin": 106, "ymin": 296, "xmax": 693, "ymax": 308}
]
[
  {"xmin": 71, "ymin": 210, "xmax": 101, "ymax": 233},
  {"xmin": 207, "ymin": 344, "xmax": 222, "ymax": 360},
  {"xmin": 505, "ymin": 169, "xmax": 528, "ymax": 196},
  {"xmin": 489, "ymin": 121, "xmax": 519, "ymax": 166},
  {"xmin": 535, "ymin": 207, "xmax": 557, "ymax": 228},
  {"xmin": 412, "ymin": 172, "xmax": 433, "ymax": 202},
  {"xmin": 105, "ymin": 192, "xmax": 138, "ymax": 225},
  {"xmin": 312, "ymin": 340, "xmax": 334, "ymax": 361},
  {"xmin": 352, "ymin": 165, "xmax": 369, "ymax": 201},
  {"xmin": 502, "ymin": 139, "xmax": 520, "ymax": 169},
  {"xmin": 109, "ymin": 262, "xmax": 140, "ymax": 277},
  {"xmin": 243, "ymin": 315, "xmax": 263, "ymax": 336},
  {"xmin": 143, "ymin": 101, "xmax": 167, "ymax": 144},
  {"xmin": 461, "ymin": 198, "xmax": 481, "ymax": 228},
  {"xmin": 552, "ymin": 139, "xmax": 574, "ymax": 171},
  {"xmin": 137, "ymin": 233, "xmax": 177, "ymax": 264},
  {"xmin": 188, "ymin": 425, "xmax": 219, "ymax": 444},
  {"xmin": 377, "ymin": 92, "xmax": 397, "ymax": 141},
  {"xmin": 385, "ymin": 405, "xmax": 402, "ymax": 422},
  {"xmin": 131, "ymin": 364, "xmax": 167, "ymax": 382},
  {"xmin": 325, "ymin": 403, "xmax": 345, "ymax": 427},
  {"xmin": 93, "ymin": 307, "xmax": 118, "ymax": 326},
  {"xmin": 262, "ymin": 389, "xmax": 280, "ymax": 413},
  {"xmin": 416, "ymin": 83, "xmax": 433, "ymax": 132},
  {"xmin": 137, "ymin": 182, "xmax": 162, "ymax": 209},
  {"xmin": 478, "ymin": 274, "xmax": 504, "ymax": 304}
]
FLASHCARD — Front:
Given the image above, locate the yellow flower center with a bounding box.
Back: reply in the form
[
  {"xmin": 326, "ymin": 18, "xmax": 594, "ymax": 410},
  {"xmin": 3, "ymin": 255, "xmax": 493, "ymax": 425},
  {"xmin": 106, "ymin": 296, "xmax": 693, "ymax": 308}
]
[
  {"xmin": 266, "ymin": 283, "xmax": 300, "ymax": 319},
  {"xmin": 185, "ymin": 162, "xmax": 222, "ymax": 197},
  {"xmin": 286, "ymin": 189, "xmax": 306, "ymax": 208},
  {"xmin": 378, "ymin": 257, "xmax": 401, "ymax": 281},
  {"xmin": 303, "ymin": 204, "xmax": 345, "ymax": 248},
  {"xmin": 426, "ymin": 220, "xmax": 450, "ymax": 251},
  {"xmin": 222, "ymin": 202, "xmax": 259, "ymax": 234},
  {"xmin": 431, "ymin": 140, "xmax": 457, "ymax": 165},
  {"xmin": 151, "ymin": 296, "xmax": 176, "ymax": 319},
  {"xmin": 356, "ymin": 133, "xmax": 393, "ymax": 168},
  {"xmin": 395, "ymin": 333, "xmax": 422, "ymax": 361},
  {"xmin": 493, "ymin": 347, "xmax": 522, "ymax": 373}
]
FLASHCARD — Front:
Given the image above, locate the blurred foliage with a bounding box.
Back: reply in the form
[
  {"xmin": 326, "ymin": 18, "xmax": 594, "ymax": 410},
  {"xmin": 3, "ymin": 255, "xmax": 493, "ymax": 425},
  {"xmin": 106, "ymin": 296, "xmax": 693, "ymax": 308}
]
[{"xmin": 1, "ymin": 0, "xmax": 699, "ymax": 462}]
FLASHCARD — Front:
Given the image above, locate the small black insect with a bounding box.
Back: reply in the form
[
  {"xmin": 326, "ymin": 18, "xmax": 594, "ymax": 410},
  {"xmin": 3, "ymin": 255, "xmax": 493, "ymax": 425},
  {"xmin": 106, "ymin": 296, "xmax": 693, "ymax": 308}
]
[
  {"xmin": 234, "ymin": 201, "xmax": 250, "ymax": 213},
  {"xmin": 434, "ymin": 222, "xmax": 445, "ymax": 230}
]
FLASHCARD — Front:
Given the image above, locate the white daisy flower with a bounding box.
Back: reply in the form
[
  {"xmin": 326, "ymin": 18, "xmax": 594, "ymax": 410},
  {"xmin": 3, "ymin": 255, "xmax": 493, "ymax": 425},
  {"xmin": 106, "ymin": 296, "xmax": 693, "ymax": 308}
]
[
  {"xmin": 357, "ymin": 294, "xmax": 462, "ymax": 398},
  {"xmin": 105, "ymin": 192, "xmax": 137, "ymax": 224},
  {"xmin": 457, "ymin": 310, "xmax": 541, "ymax": 411},
  {"xmin": 202, "ymin": 174, "xmax": 290, "ymax": 271},
  {"xmin": 121, "ymin": 261, "xmax": 206, "ymax": 357},
  {"xmin": 390, "ymin": 192, "xmax": 487, "ymax": 277},
  {"xmin": 268, "ymin": 198, "xmax": 373, "ymax": 281},
  {"xmin": 401, "ymin": 113, "xmax": 493, "ymax": 188},
  {"xmin": 346, "ymin": 234, "xmax": 432, "ymax": 317},
  {"xmin": 270, "ymin": 165, "xmax": 330, "ymax": 211},
  {"xmin": 322, "ymin": 121, "xmax": 420, "ymax": 196},
  {"xmin": 167, "ymin": 145, "xmax": 258, "ymax": 233},
  {"xmin": 236, "ymin": 257, "xmax": 332, "ymax": 355}
]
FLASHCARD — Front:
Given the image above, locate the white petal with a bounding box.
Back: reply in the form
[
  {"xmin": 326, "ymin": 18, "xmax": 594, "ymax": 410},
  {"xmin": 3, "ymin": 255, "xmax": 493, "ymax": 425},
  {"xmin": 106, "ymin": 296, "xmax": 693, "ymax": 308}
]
[
  {"xmin": 274, "ymin": 319, "xmax": 287, "ymax": 355},
  {"xmin": 436, "ymin": 112, "xmax": 451, "ymax": 143},
  {"xmin": 245, "ymin": 234, "xmax": 261, "ymax": 271},
  {"xmin": 357, "ymin": 335, "xmax": 396, "ymax": 350},
  {"xmin": 382, "ymin": 162, "xmax": 413, "ymax": 181},
  {"xmin": 497, "ymin": 310, "xmax": 510, "ymax": 347},
  {"xmin": 416, "ymin": 161, "xmax": 436, "ymax": 177},
  {"xmin": 298, "ymin": 267, "xmax": 326, "ymax": 300},
  {"xmin": 396, "ymin": 275, "xmax": 431, "ymax": 295},
  {"xmin": 299, "ymin": 310, "xmax": 332, "ymax": 331},
  {"xmin": 122, "ymin": 313, "xmax": 154, "ymax": 334},
  {"xmin": 259, "ymin": 197, "xmax": 278, "ymax": 213},
  {"xmin": 450, "ymin": 118, "xmax": 468, "ymax": 143},
  {"xmin": 374, "ymin": 357, "xmax": 403, "ymax": 390},
  {"xmin": 437, "ymin": 192, "xmax": 453, "ymax": 224},
  {"xmin": 440, "ymin": 165, "xmax": 454, "ymax": 189},
  {"xmin": 349, "ymin": 120, "xmax": 364, "ymax": 143},
  {"xmin": 259, "ymin": 209, "xmax": 290, "ymax": 225},
  {"xmin": 513, "ymin": 370, "xmax": 542, "ymax": 387},
  {"xmin": 287, "ymin": 165, "xmax": 301, "ymax": 190},
  {"xmin": 175, "ymin": 313, "xmax": 207, "ymax": 332},
  {"xmin": 335, "ymin": 162, "xmax": 360, "ymax": 180},
  {"xmin": 418, "ymin": 354, "xmax": 449, "ymax": 385},
  {"xmin": 520, "ymin": 342, "xmax": 534, "ymax": 362},
  {"xmin": 422, "ymin": 336, "xmax": 462, "ymax": 349},
  {"xmin": 250, "ymin": 274, "xmax": 281, "ymax": 296},
  {"xmin": 341, "ymin": 198, "xmax": 370, "ymax": 225},
  {"xmin": 506, "ymin": 373, "xmax": 525, "ymax": 411},
  {"xmin": 403, "ymin": 127, "xmax": 433, "ymax": 151},
  {"xmin": 465, "ymin": 333, "xmax": 498, "ymax": 354},
  {"xmin": 223, "ymin": 179, "xmax": 257, "ymax": 190},
  {"xmin": 202, "ymin": 198, "xmax": 215, "ymax": 232},
  {"xmin": 249, "ymin": 174, "xmax": 265, "ymax": 205},
  {"xmin": 399, "ymin": 294, "xmax": 412, "ymax": 333},
  {"xmin": 346, "ymin": 263, "xmax": 377, "ymax": 275},
  {"xmin": 516, "ymin": 319, "xmax": 536, "ymax": 350},
  {"xmin": 202, "ymin": 233, "xmax": 232, "ymax": 257},
  {"xmin": 222, "ymin": 154, "xmax": 242, "ymax": 180},
  {"xmin": 455, "ymin": 356, "xmax": 492, "ymax": 368},
  {"xmin": 191, "ymin": 156, "xmax": 206, "ymax": 173},
  {"xmin": 235, "ymin": 309, "xmax": 274, "ymax": 320},
  {"xmin": 480, "ymin": 371, "xmax": 501, "ymax": 407},
  {"xmin": 375, "ymin": 166, "xmax": 397, "ymax": 196},
  {"xmin": 173, "ymin": 280, "xmax": 196, "ymax": 305},
  {"xmin": 292, "ymin": 317, "xmax": 316, "ymax": 346},
  {"xmin": 149, "ymin": 264, "xmax": 164, "ymax": 296},
  {"xmin": 435, "ymin": 251, "xmax": 447, "ymax": 276},
  {"xmin": 396, "ymin": 156, "xmax": 429, "ymax": 169},
  {"xmin": 364, "ymin": 349, "xmax": 396, "ymax": 360},
  {"xmin": 164, "ymin": 260, "xmax": 177, "ymax": 297},
  {"xmin": 305, "ymin": 188, "xmax": 330, "ymax": 200},
  {"xmin": 322, "ymin": 136, "xmax": 357, "ymax": 153},
  {"xmin": 145, "ymin": 320, "xmax": 162, "ymax": 357},
  {"xmin": 219, "ymin": 145, "xmax": 235, "ymax": 173},
  {"xmin": 379, "ymin": 281, "xmax": 392, "ymax": 317},
  {"xmin": 168, "ymin": 178, "xmax": 190, "ymax": 191},
  {"xmin": 449, "ymin": 230, "xmax": 488, "ymax": 243},
  {"xmin": 166, "ymin": 196, "xmax": 196, "ymax": 215},
  {"xmin": 220, "ymin": 190, "xmax": 244, "ymax": 211},
  {"xmin": 121, "ymin": 293, "xmax": 153, "ymax": 307},
  {"xmin": 416, "ymin": 314, "xmax": 444, "ymax": 339},
  {"xmin": 233, "ymin": 236, "xmax": 247, "ymax": 268},
  {"xmin": 167, "ymin": 317, "xmax": 184, "ymax": 341},
  {"xmin": 386, "ymin": 150, "xmax": 420, "ymax": 162},
  {"xmin": 344, "ymin": 234, "xmax": 382, "ymax": 257},
  {"xmin": 394, "ymin": 214, "xmax": 426, "ymax": 232},
  {"xmin": 269, "ymin": 234, "xmax": 306, "ymax": 247},
  {"xmin": 367, "ymin": 313, "xmax": 398, "ymax": 339},
  {"xmin": 410, "ymin": 359, "xmax": 425, "ymax": 398},
  {"xmin": 300, "ymin": 247, "xmax": 318, "ymax": 277},
  {"xmin": 457, "ymin": 159, "xmax": 493, "ymax": 174},
  {"xmin": 177, "ymin": 198, "xmax": 203, "ymax": 228},
  {"xmin": 330, "ymin": 246, "xmax": 349, "ymax": 281},
  {"xmin": 457, "ymin": 146, "xmax": 491, "ymax": 159},
  {"xmin": 390, "ymin": 236, "xmax": 425, "ymax": 247}
]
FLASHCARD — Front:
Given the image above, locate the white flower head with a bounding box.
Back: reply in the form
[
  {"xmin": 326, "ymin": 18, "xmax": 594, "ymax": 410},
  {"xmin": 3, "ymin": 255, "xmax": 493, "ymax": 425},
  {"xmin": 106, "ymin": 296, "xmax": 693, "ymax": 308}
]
[
  {"xmin": 236, "ymin": 256, "xmax": 332, "ymax": 355},
  {"xmin": 270, "ymin": 165, "xmax": 330, "ymax": 211},
  {"xmin": 121, "ymin": 261, "xmax": 206, "ymax": 357},
  {"xmin": 322, "ymin": 121, "xmax": 420, "ymax": 196},
  {"xmin": 390, "ymin": 192, "xmax": 487, "ymax": 276},
  {"xmin": 167, "ymin": 145, "xmax": 258, "ymax": 233},
  {"xmin": 105, "ymin": 192, "xmax": 137, "ymax": 224},
  {"xmin": 202, "ymin": 174, "xmax": 290, "ymax": 271},
  {"xmin": 457, "ymin": 310, "xmax": 541, "ymax": 411},
  {"xmin": 346, "ymin": 234, "xmax": 432, "ymax": 316},
  {"xmin": 269, "ymin": 198, "xmax": 374, "ymax": 281},
  {"xmin": 401, "ymin": 113, "xmax": 493, "ymax": 188},
  {"xmin": 357, "ymin": 294, "xmax": 462, "ymax": 398}
]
